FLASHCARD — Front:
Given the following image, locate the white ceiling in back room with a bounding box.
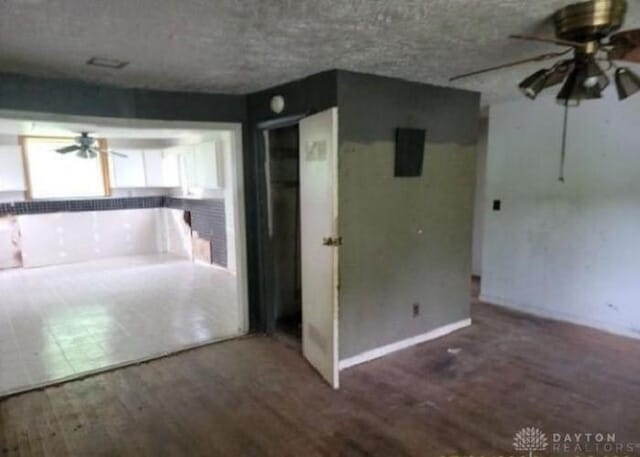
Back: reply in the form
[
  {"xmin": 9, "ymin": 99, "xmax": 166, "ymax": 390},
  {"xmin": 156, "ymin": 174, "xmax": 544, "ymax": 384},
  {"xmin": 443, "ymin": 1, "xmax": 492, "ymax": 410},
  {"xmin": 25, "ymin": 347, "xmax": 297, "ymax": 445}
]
[
  {"xmin": 0, "ymin": 118, "xmax": 212, "ymax": 142},
  {"xmin": 1, "ymin": 0, "xmax": 639, "ymax": 104}
]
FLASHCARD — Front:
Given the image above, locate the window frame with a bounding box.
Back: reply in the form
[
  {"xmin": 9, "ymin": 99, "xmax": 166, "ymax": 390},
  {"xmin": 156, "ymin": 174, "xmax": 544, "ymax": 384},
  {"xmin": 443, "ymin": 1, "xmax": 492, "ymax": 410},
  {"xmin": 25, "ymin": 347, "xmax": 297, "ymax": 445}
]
[{"xmin": 19, "ymin": 135, "xmax": 112, "ymax": 200}]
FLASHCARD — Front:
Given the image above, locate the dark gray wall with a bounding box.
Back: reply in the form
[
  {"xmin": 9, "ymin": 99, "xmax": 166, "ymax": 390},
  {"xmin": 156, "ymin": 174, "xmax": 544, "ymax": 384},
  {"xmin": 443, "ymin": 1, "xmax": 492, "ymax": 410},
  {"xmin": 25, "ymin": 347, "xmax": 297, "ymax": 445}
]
[
  {"xmin": 337, "ymin": 70, "xmax": 479, "ymax": 145},
  {"xmin": 336, "ymin": 70, "xmax": 480, "ymax": 359},
  {"xmin": 246, "ymin": 70, "xmax": 338, "ymax": 125},
  {"xmin": 0, "ymin": 72, "xmax": 245, "ymax": 122}
]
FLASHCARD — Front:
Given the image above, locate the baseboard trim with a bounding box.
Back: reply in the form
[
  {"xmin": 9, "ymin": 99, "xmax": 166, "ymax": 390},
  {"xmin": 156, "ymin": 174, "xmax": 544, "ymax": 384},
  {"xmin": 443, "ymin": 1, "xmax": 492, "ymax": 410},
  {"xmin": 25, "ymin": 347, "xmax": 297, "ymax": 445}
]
[
  {"xmin": 339, "ymin": 318, "xmax": 472, "ymax": 371},
  {"xmin": 480, "ymin": 293, "xmax": 640, "ymax": 341}
]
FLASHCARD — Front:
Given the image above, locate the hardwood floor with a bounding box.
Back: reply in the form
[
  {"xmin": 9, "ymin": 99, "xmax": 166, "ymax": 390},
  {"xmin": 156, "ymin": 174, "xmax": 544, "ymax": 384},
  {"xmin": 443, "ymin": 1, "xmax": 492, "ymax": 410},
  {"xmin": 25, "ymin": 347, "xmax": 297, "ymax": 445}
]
[{"xmin": 2, "ymin": 287, "xmax": 640, "ymax": 456}]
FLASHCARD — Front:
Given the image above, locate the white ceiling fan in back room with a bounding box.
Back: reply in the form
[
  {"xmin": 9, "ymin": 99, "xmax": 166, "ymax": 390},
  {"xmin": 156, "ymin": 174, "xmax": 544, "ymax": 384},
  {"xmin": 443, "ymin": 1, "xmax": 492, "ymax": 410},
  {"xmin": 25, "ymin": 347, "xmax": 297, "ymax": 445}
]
[
  {"xmin": 55, "ymin": 132, "xmax": 127, "ymax": 159},
  {"xmin": 450, "ymin": 0, "xmax": 640, "ymax": 182}
]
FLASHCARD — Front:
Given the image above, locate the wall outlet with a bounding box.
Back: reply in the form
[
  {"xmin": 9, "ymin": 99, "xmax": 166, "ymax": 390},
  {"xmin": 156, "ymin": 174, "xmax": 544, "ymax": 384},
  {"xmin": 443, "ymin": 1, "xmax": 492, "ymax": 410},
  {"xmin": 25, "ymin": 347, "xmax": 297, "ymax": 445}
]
[{"xmin": 412, "ymin": 303, "xmax": 420, "ymax": 318}]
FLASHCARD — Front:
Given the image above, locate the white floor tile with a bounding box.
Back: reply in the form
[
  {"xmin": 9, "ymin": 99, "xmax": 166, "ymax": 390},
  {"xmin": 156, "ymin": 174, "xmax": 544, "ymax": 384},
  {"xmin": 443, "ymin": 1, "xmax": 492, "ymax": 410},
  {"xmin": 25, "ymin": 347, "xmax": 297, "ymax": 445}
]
[{"xmin": 0, "ymin": 254, "xmax": 242, "ymax": 396}]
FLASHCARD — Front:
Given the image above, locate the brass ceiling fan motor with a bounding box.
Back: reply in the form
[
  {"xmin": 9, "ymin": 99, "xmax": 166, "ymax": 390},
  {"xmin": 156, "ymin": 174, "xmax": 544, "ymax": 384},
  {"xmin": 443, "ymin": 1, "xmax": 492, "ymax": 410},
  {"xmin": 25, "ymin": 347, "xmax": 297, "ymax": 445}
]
[{"xmin": 554, "ymin": 0, "xmax": 627, "ymax": 42}]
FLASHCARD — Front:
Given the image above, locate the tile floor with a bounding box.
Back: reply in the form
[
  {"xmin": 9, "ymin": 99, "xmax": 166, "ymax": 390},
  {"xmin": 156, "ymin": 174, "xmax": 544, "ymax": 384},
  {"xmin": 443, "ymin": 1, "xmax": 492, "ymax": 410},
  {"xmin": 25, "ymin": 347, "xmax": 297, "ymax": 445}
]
[{"xmin": 0, "ymin": 254, "xmax": 242, "ymax": 396}]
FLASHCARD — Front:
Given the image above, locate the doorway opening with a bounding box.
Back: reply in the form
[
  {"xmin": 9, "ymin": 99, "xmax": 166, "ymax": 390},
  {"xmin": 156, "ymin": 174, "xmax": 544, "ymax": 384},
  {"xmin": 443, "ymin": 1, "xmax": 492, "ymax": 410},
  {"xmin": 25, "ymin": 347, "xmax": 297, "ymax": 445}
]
[
  {"xmin": 0, "ymin": 111, "xmax": 248, "ymax": 397},
  {"xmin": 259, "ymin": 108, "xmax": 339, "ymax": 387},
  {"xmin": 266, "ymin": 124, "xmax": 302, "ymax": 345}
]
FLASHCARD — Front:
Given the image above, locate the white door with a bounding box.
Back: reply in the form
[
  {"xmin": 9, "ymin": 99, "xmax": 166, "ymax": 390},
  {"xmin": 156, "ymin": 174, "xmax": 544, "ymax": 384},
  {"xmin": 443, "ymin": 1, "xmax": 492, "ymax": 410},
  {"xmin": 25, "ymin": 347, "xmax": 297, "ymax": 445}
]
[{"xmin": 299, "ymin": 107, "xmax": 340, "ymax": 389}]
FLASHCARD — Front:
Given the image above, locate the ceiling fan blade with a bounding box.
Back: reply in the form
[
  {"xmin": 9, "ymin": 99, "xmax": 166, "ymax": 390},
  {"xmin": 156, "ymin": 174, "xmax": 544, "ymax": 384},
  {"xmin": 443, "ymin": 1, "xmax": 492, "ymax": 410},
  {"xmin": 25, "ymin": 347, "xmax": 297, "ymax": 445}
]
[
  {"xmin": 449, "ymin": 50, "xmax": 571, "ymax": 82},
  {"xmin": 108, "ymin": 150, "xmax": 128, "ymax": 158},
  {"xmin": 509, "ymin": 34, "xmax": 587, "ymax": 48},
  {"xmin": 608, "ymin": 29, "xmax": 640, "ymax": 63},
  {"xmin": 55, "ymin": 145, "xmax": 81, "ymax": 154}
]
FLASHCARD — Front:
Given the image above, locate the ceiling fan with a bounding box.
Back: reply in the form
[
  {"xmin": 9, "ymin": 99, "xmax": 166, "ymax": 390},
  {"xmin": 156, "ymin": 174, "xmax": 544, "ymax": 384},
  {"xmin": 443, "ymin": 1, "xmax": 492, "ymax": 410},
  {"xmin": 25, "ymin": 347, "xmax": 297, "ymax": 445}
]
[
  {"xmin": 55, "ymin": 132, "xmax": 127, "ymax": 159},
  {"xmin": 450, "ymin": 0, "xmax": 640, "ymax": 103},
  {"xmin": 450, "ymin": 0, "xmax": 640, "ymax": 181}
]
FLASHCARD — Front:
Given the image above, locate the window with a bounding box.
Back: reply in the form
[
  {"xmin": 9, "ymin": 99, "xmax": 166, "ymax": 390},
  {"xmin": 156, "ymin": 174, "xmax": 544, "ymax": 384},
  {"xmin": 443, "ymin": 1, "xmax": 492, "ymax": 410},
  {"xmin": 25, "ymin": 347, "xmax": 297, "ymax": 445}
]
[{"xmin": 22, "ymin": 137, "xmax": 108, "ymax": 199}]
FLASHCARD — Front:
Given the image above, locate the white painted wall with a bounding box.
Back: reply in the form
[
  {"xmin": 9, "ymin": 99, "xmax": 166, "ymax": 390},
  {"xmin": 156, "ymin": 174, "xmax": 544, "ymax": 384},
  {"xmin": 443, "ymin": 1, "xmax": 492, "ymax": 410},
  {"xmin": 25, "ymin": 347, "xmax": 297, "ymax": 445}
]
[
  {"xmin": 0, "ymin": 143, "xmax": 25, "ymax": 193},
  {"xmin": 472, "ymin": 117, "xmax": 488, "ymax": 277},
  {"xmin": 481, "ymin": 90, "xmax": 640, "ymax": 339},
  {"xmin": 19, "ymin": 209, "xmax": 163, "ymax": 268},
  {"xmin": 18, "ymin": 208, "xmax": 193, "ymax": 268}
]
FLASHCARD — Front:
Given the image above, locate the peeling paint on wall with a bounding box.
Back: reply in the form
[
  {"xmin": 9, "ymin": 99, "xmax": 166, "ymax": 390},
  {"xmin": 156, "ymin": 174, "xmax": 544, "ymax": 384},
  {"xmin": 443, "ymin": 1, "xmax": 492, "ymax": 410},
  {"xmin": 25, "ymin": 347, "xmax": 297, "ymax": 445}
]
[
  {"xmin": 338, "ymin": 141, "xmax": 477, "ymax": 359},
  {"xmin": 336, "ymin": 71, "xmax": 480, "ymax": 361}
]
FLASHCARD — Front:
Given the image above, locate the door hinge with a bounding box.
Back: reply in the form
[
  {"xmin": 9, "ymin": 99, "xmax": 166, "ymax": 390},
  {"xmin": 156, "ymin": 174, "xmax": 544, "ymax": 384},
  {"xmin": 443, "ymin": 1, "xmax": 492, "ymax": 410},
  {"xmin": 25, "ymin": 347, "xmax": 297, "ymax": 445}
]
[{"xmin": 322, "ymin": 236, "xmax": 342, "ymax": 247}]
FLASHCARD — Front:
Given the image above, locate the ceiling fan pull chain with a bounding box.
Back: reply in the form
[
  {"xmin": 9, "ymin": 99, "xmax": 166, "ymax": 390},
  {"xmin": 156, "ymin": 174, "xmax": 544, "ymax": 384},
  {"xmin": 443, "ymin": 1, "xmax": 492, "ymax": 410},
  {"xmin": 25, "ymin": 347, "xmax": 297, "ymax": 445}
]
[{"xmin": 559, "ymin": 102, "xmax": 569, "ymax": 183}]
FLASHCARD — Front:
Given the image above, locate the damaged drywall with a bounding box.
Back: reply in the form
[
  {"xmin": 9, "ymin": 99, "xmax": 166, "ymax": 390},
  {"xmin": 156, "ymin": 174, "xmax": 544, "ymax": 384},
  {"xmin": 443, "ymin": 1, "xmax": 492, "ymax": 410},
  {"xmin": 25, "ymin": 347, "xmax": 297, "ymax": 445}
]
[{"xmin": 0, "ymin": 215, "xmax": 22, "ymax": 269}]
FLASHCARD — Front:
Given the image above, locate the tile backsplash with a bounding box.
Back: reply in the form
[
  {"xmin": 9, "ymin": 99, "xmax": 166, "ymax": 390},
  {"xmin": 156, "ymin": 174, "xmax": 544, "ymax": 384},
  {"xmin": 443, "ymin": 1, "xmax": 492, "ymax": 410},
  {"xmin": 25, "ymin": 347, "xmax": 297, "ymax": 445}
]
[{"xmin": 0, "ymin": 196, "xmax": 228, "ymax": 268}]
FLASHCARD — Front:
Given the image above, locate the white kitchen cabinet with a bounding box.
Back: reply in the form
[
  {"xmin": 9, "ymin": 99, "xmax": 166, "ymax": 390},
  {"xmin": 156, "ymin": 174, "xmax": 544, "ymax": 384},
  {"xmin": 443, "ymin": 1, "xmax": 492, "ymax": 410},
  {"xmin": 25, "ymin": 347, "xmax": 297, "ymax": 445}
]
[
  {"xmin": 143, "ymin": 148, "xmax": 181, "ymax": 188},
  {"xmin": 143, "ymin": 149, "xmax": 164, "ymax": 187},
  {"xmin": 194, "ymin": 141, "xmax": 221, "ymax": 189},
  {"xmin": 160, "ymin": 152, "xmax": 180, "ymax": 187},
  {"xmin": 0, "ymin": 145, "xmax": 26, "ymax": 191},
  {"xmin": 110, "ymin": 149, "xmax": 146, "ymax": 188}
]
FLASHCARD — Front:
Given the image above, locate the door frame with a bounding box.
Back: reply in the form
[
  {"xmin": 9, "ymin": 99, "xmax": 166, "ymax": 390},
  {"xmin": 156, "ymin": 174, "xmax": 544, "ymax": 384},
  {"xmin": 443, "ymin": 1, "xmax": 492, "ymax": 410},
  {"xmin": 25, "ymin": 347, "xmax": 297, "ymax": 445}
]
[
  {"xmin": 254, "ymin": 109, "xmax": 340, "ymax": 387},
  {"xmin": 255, "ymin": 113, "xmax": 306, "ymax": 334}
]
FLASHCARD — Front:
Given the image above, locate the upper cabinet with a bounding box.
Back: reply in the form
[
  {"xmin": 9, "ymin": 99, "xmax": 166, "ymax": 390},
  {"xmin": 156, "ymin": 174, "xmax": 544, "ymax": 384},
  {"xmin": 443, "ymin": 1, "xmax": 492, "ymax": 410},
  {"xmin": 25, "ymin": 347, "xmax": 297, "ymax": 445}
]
[
  {"xmin": 194, "ymin": 141, "xmax": 222, "ymax": 189},
  {"xmin": 160, "ymin": 152, "xmax": 180, "ymax": 187},
  {"xmin": 104, "ymin": 140, "xmax": 224, "ymax": 191},
  {"xmin": 0, "ymin": 145, "xmax": 26, "ymax": 191},
  {"xmin": 110, "ymin": 149, "xmax": 146, "ymax": 188},
  {"xmin": 109, "ymin": 149, "xmax": 181, "ymax": 188},
  {"xmin": 143, "ymin": 149, "xmax": 179, "ymax": 188},
  {"xmin": 142, "ymin": 149, "xmax": 164, "ymax": 187},
  {"xmin": 178, "ymin": 141, "xmax": 223, "ymax": 192}
]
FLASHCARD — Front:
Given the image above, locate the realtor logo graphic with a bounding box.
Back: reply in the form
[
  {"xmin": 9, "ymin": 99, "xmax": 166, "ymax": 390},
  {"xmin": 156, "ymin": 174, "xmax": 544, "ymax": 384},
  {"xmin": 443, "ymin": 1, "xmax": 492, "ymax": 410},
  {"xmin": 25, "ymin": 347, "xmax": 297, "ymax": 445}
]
[{"xmin": 513, "ymin": 427, "xmax": 549, "ymax": 457}]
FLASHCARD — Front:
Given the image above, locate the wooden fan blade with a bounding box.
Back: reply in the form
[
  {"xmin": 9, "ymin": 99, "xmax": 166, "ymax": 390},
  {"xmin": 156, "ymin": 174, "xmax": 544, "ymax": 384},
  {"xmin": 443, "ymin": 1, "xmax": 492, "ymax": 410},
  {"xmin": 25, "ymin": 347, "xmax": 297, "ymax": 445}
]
[
  {"xmin": 509, "ymin": 34, "xmax": 587, "ymax": 48},
  {"xmin": 609, "ymin": 29, "xmax": 640, "ymax": 63},
  {"xmin": 56, "ymin": 144, "xmax": 81, "ymax": 154},
  {"xmin": 449, "ymin": 50, "xmax": 571, "ymax": 82}
]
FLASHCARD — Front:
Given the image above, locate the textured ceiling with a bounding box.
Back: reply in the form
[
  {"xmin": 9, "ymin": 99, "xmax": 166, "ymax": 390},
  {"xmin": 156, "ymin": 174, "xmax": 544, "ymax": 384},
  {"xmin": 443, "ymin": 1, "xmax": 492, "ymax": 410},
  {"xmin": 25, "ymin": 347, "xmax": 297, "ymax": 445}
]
[{"xmin": 1, "ymin": 0, "xmax": 639, "ymax": 105}]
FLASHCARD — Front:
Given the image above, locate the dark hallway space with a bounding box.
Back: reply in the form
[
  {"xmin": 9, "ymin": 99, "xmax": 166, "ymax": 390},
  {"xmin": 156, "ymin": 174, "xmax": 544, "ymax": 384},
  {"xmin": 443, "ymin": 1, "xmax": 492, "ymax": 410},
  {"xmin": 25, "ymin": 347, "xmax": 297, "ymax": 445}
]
[{"xmin": 266, "ymin": 125, "xmax": 302, "ymax": 343}]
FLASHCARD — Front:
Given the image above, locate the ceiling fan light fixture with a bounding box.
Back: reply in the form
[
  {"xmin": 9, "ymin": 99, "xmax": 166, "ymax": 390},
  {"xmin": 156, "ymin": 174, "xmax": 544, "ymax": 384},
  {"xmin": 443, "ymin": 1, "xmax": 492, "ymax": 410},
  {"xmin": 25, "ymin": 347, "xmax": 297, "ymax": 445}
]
[
  {"xmin": 556, "ymin": 59, "xmax": 609, "ymax": 104},
  {"xmin": 519, "ymin": 69, "xmax": 550, "ymax": 99},
  {"xmin": 581, "ymin": 57, "xmax": 609, "ymax": 90},
  {"xmin": 614, "ymin": 67, "xmax": 640, "ymax": 99},
  {"xmin": 557, "ymin": 67, "xmax": 584, "ymax": 105}
]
